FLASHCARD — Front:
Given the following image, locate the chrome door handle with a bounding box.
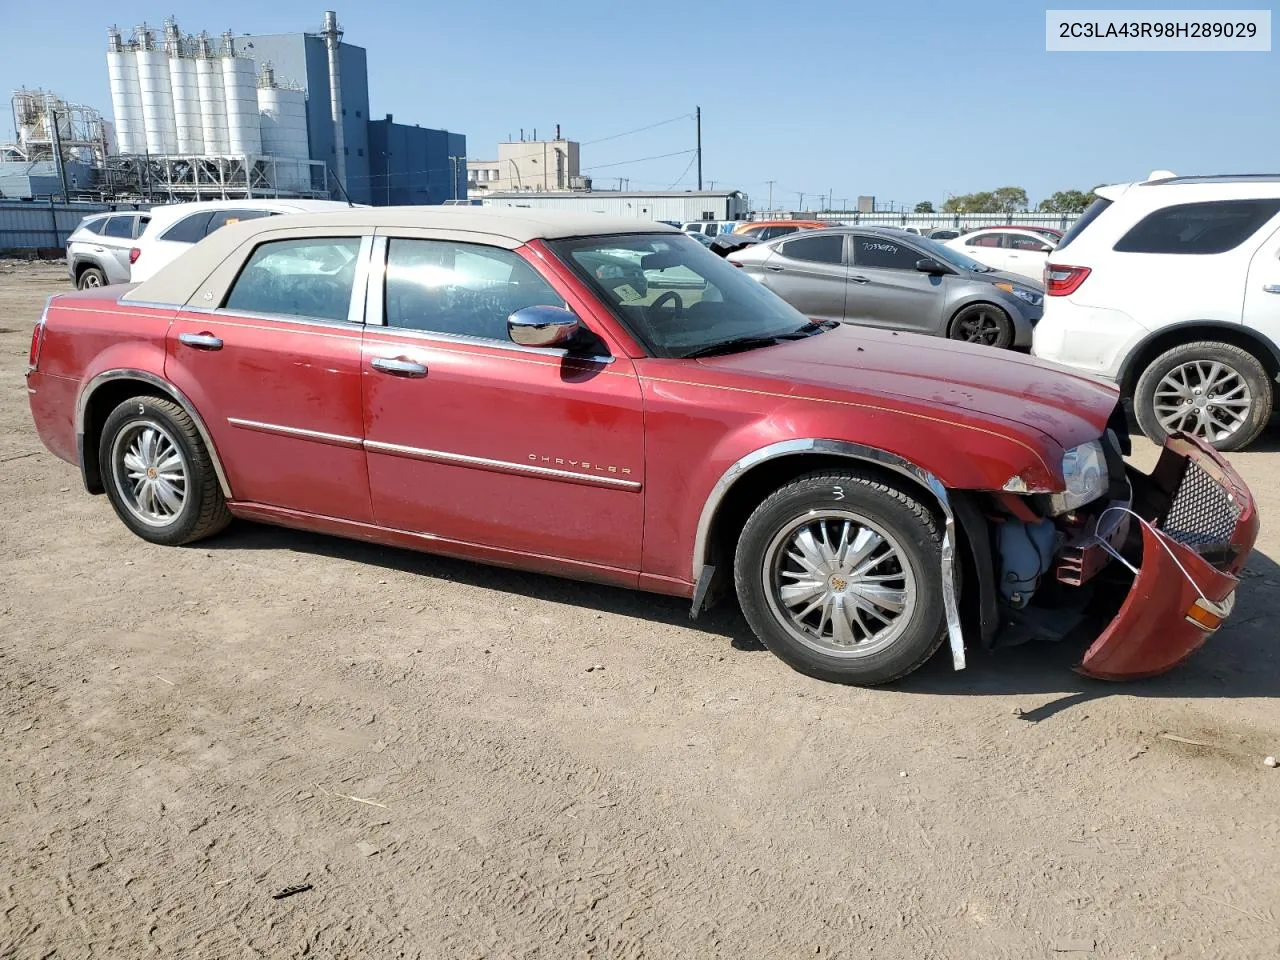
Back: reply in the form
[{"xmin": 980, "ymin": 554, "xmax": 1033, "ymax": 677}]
[
  {"xmin": 764, "ymin": 264, "xmax": 785, "ymax": 272},
  {"xmin": 1263, "ymin": 284, "xmax": 1280, "ymax": 294},
  {"xmin": 848, "ymin": 275, "xmax": 870, "ymax": 284},
  {"xmin": 178, "ymin": 332, "xmax": 223, "ymax": 350},
  {"xmin": 371, "ymin": 356, "xmax": 428, "ymax": 377}
]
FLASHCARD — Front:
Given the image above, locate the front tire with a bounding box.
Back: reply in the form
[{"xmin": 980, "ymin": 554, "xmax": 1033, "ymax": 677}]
[
  {"xmin": 1133, "ymin": 341, "xmax": 1272, "ymax": 452},
  {"xmin": 99, "ymin": 396, "xmax": 232, "ymax": 546},
  {"xmin": 734, "ymin": 471, "xmax": 947, "ymax": 685}
]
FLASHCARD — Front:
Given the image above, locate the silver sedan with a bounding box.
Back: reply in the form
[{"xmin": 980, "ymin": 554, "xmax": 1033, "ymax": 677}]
[{"xmin": 728, "ymin": 226, "xmax": 1044, "ymax": 349}]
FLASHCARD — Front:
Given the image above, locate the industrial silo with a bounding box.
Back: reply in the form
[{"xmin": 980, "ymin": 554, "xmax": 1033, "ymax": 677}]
[
  {"xmin": 258, "ymin": 64, "xmax": 310, "ymax": 191},
  {"xmin": 105, "ymin": 26, "xmax": 144, "ymax": 154},
  {"xmin": 194, "ymin": 34, "xmax": 229, "ymax": 155},
  {"xmin": 220, "ymin": 32, "xmax": 261, "ymax": 157},
  {"xmin": 165, "ymin": 19, "xmax": 204, "ymax": 154},
  {"xmin": 134, "ymin": 24, "xmax": 178, "ymax": 155}
]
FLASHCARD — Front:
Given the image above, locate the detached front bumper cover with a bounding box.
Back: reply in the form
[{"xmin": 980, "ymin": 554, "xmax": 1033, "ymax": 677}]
[{"xmin": 1077, "ymin": 435, "xmax": 1258, "ymax": 681}]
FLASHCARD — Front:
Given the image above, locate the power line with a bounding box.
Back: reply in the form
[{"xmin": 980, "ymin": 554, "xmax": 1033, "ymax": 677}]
[
  {"xmin": 666, "ymin": 152, "xmax": 698, "ymax": 190},
  {"xmin": 583, "ymin": 148, "xmax": 696, "ymax": 172},
  {"xmin": 581, "ymin": 113, "xmax": 694, "ymax": 146}
]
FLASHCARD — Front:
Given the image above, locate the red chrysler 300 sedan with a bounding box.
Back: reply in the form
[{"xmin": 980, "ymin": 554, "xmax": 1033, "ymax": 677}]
[{"xmin": 25, "ymin": 209, "xmax": 1258, "ymax": 685}]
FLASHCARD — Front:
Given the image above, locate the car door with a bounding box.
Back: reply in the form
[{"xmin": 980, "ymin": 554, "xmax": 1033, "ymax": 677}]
[
  {"xmin": 166, "ymin": 229, "xmax": 376, "ymax": 521},
  {"xmin": 755, "ymin": 232, "xmax": 847, "ymax": 323},
  {"xmin": 1242, "ymin": 221, "xmax": 1280, "ymax": 346},
  {"xmin": 98, "ymin": 215, "xmax": 139, "ymax": 281},
  {"xmin": 360, "ymin": 231, "xmax": 645, "ymax": 572},
  {"xmin": 844, "ymin": 233, "xmax": 944, "ymax": 332},
  {"xmin": 1003, "ymin": 232, "xmax": 1053, "ymax": 282}
]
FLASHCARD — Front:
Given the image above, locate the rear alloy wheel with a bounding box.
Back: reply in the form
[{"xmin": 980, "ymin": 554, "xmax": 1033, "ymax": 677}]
[
  {"xmin": 99, "ymin": 396, "xmax": 231, "ymax": 546},
  {"xmin": 734, "ymin": 470, "xmax": 946, "ymax": 685},
  {"xmin": 77, "ymin": 266, "xmax": 107, "ymax": 289},
  {"xmin": 948, "ymin": 303, "xmax": 1013, "ymax": 348},
  {"xmin": 1134, "ymin": 341, "xmax": 1272, "ymax": 452}
]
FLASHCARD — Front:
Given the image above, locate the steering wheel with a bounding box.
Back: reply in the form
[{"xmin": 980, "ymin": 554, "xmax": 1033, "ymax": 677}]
[{"xmin": 649, "ymin": 290, "xmax": 684, "ymax": 321}]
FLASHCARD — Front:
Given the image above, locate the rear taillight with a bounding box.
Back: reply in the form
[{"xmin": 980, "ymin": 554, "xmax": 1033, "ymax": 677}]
[
  {"xmin": 27, "ymin": 301, "xmax": 49, "ymax": 372},
  {"xmin": 129, "ymin": 247, "xmax": 141, "ymax": 264},
  {"xmin": 1044, "ymin": 263, "xmax": 1091, "ymax": 297}
]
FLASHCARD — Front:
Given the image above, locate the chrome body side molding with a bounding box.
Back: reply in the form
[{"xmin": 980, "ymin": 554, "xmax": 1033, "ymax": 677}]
[{"xmin": 690, "ymin": 438, "xmax": 966, "ymax": 670}]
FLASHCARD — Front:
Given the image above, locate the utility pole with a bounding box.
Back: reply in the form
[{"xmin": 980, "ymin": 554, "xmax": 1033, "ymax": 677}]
[
  {"xmin": 766, "ymin": 179, "xmax": 774, "ymax": 216},
  {"xmin": 798, "ymin": 191, "xmax": 804, "ymax": 212},
  {"xmin": 695, "ymin": 106, "xmax": 702, "ymax": 191}
]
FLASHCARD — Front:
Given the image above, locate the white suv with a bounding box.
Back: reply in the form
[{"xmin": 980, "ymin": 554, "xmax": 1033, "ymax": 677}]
[
  {"xmin": 1033, "ymin": 172, "xmax": 1280, "ymax": 451},
  {"xmin": 129, "ymin": 199, "xmax": 359, "ymax": 282}
]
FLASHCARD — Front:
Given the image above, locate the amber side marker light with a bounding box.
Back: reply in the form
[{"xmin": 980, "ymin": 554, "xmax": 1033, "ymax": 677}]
[{"xmin": 1185, "ymin": 593, "xmax": 1235, "ymax": 632}]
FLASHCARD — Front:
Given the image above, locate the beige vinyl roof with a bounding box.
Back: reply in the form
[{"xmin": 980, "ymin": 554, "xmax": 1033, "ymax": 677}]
[{"xmin": 124, "ymin": 206, "xmax": 679, "ymax": 306}]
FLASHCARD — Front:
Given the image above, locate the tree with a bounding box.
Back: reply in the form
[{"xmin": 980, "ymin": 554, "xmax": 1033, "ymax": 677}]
[
  {"xmin": 992, "ymin": 186, "xmax": 1029, "ymax": 213},
  {"xmin": 943, "ymin": 191, "xmax": 998, "ymax": 214},
  {"xmin": 914, "ymin": 200, "xmax": 934, "ymax": 214},
  {"xmin": 1039, "ymin": 189, "xmax": 1093, "ymax": 214}
]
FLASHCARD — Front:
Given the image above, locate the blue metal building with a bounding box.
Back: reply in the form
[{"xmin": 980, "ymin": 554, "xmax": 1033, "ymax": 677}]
[{"xmin": 367, "ymin": 116, "xmax": 466, "ymax": 206}]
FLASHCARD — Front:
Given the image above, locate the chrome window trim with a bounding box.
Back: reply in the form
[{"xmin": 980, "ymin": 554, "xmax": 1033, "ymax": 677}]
[
  {"xmin": 690, "ymin": 438, "xmax": 965, "ymax": 670},
  {"xmin": 363, "ymin": 323, "xmax": 614, "ymax": 365},
  {"xmin": 74, "ymin": 369, "xmax": 233, "ymax": 499},
  {"xmin": 227, "ymin": 417, "xmax": 363, "ymax": 449},
  {"xmin": 346, "ymin": 235, "xmax": 375, "ymax": 326},
  {"xmin": 365, "ymin": 439, "xmax": 641, "ymax": 490}
]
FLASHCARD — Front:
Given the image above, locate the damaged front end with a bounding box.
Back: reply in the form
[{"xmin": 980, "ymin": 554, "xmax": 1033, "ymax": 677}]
[{"xmin": 969, "ymin": 428, "xmax": 1258, "ymax": 680}]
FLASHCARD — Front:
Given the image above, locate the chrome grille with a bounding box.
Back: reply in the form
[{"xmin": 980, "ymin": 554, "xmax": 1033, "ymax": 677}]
[{"xmin": 1162, "ymin": 460, "xmax": 1241, "ymax": 548}]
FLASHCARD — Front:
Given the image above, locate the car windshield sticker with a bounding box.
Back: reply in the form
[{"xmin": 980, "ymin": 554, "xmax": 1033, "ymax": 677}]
[{"xmin": 614, "ymin": 283, "xmax": 641, "ymax": 302}]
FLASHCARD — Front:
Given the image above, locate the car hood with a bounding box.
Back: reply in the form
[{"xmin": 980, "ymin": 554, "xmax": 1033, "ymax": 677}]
[{"xmin": 700, "ymin": 326, "xmax": 1118, "ymax": 450}]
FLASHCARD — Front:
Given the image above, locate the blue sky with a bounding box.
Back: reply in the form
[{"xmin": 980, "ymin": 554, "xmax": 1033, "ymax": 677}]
[{"xmin": 2, "ymin": 1, "xmax": 1276, "ymax": 208}]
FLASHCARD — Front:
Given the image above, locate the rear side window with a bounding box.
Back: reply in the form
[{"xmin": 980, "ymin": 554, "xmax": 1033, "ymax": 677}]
[
  {"xmin": 780, "ymin": 234, "xmax": 844, "ymax": 264},
  {"xmin": 1113, "ymin": 199, "xmax": 1280, "ymax": 255},
  {"xmin": 965, "ymin": 233, "xmax": 1003, "ymax": 248},
  {"xmin": 224, "ymin": 237, "xmax": 363, "ymax": 322},
  {"xmin": 1055, "ymin": 197, "xmax": 1112, "ymax": 252},
  {"xmin": 162, "ymin": 211, "xmax": 214, "ymax": 244},
  {"xmin": 80, "ymin": 218, "xmax": 107, "ymax": 236},
  {"xmin": 134, "ymin": 215, "xmax": 151, "ymax": 238},
  {"xmin": 1008, "ymin": 234, "xmax": 1052, "ymax": 251},
  {"xmin": 853, "ymin": 235, "xmax": 921, "ymax": 270},
  {"xmin": 101, "ymin": 217, "xmax": 133, "ymax": 239},
  {"xmin": 205, "ymin": 209, "xmax": 274, "ymax": 236}
]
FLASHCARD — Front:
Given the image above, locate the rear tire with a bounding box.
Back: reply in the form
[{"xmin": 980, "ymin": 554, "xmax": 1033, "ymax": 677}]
[
  {"xmin": 948, "ymin": 303, "xmax": 1013, "ymax": 349},
  {"xmin": 734, "ymin": 470, "xmax": 947, "ymax": 685},
  {"xmin": 99, "ymin": 396, "xmax": 231, "ymax": 546},
  {"xmin": 77, "ymin": 266, "xmax": 107, "ymax": 289},
  {"xmin": 1133, "ymin": 341, "xmax": 1272, "ymax": 452}
]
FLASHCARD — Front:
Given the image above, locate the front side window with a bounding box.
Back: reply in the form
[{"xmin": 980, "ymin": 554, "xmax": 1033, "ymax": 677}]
[
  {"xmin": 1113, "ymin": 199, "xmax": 1280, "ymax": 255},
  {"xmin": 1008, "ymin": 233, "xmax": 1052, "ymax": 251},
  {"xmin": 384, "ymin": 238, "xmax": 565, "ymax": 341},
  {"xmin": 551, "ymin": 232, "xmax": 809, "ymax": 358},
  {"xmin": 162, "ymin": 211, "xmax": 214, "ymax": 244},
  {"xmin": 224, "ymin": 237, "xmax": 363, "ymax": 322},
  {"xmin": 780, "ymin": 234, "xmax": 844, "ymax": 264},
  {"xmin": 852, "ymin": 235, "xmax": 923, "ymax": 270},
  {"xmin": 101, "ymin": 216, "xmax": 134, "ymax": 239}
]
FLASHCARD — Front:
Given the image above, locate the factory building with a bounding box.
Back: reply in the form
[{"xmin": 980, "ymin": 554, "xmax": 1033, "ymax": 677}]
[
  {"xmin": 97, "ymin": 11, "xmax": 462, "ymax": 205},
  {"xmin": 0, "ymin": 90, "xmax": 110, "ymax": 199},
  {"xmin": 480, "ymin": 190, "xmax": 749, "ymax": 223},
  {"xmin": 468, "ymin": 132, "xmax": 581, "ymax": 196}
]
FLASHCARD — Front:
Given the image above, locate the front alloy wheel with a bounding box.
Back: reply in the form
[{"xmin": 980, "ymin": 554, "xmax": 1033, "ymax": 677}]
[{"xmin": 734, "ymin": 470, "xmax": 947, "ymax": 685}]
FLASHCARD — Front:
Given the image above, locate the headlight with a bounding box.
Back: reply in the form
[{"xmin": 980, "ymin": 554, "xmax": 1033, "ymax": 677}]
[
  {"xmin": 1049, "ymin": 440, "xmax": 1107, "ymax": 514},
  {"xmin": 994, "ymin": 281, "xmax": 1043, "ymax": 307}
]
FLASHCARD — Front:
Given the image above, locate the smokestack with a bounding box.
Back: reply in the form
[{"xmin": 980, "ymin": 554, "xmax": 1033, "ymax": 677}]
[
  {"xmin": 555, "ymin": 123, "xmax": 560, "ymax": 140},
  {"xmin": 322, "ymin": 10, "xmax": 347, "ymax": 192}
]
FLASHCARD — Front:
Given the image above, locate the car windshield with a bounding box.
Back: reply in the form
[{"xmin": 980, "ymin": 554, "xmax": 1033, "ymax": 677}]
[
  {"xmin": 913, "ymin": 235, "xmax": 991, "ymax": 272},
  {"xmin": 551, "ymin": 232, "xmax": 813, "ymax": 358}
]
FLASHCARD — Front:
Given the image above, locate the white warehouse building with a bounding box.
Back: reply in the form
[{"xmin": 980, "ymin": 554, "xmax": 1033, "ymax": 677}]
[{"xmin": 479, "ymin": 190, "xmax": 748, "ymax": 222}]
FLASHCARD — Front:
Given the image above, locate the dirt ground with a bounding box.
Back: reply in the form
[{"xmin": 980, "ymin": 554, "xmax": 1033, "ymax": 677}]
[{"xmin": 2, "ymin": 260, "xmax": 1278, "ymax": 959}]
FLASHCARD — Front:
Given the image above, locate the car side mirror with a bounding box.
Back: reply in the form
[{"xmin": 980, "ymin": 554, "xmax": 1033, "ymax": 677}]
[
  {"xmin": 915, "ymin": 258, "xmax": 949, "ymax": 275},
  {"xmin": 507, "ymin": 305, "xmax": 582, "ymax": 349}
]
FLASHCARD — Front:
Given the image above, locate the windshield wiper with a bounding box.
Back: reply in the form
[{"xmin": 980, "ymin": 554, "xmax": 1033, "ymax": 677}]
[{"xmin": 682, "ymin": 336, "xmax": 783, "ymax": 359}]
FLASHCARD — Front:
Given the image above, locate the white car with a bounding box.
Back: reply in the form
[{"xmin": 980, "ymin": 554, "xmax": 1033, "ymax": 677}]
[
  {"xmin": 946, "ymin": 228, "xmax": 1055, "ymax": 282},
  {"xmin": 1033, "ymin": 171, "xmax": 1280, "ymax": 451},
  {"xmin": 681, "ymin": 220, "xmax": 741, "ymax": 237},
  {"xmin": 129, "ymin": 199, "xmax": 358, "ymax": 282}
]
